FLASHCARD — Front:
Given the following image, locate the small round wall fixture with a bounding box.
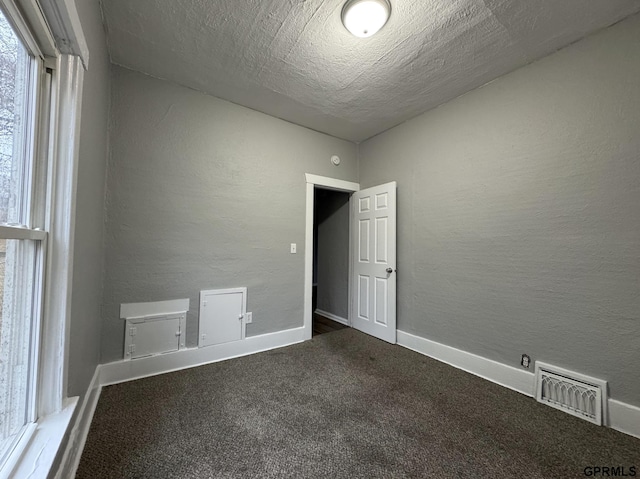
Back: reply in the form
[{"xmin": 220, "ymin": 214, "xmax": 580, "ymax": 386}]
[
  {"xmin": 331, "ymin": 155, "xmax": 341, "ymax": 166},
  {"xmin": 342, "ymin": 0, "xmax": 391, "ymax": 38}
]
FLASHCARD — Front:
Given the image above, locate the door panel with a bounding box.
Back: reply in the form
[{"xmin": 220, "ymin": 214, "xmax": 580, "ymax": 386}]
[
  {"xmin": 359, "ymin": 219, "xmax": 370, "ymax": 262},
  {"xmin": 351, "ymin": 182, "xmax": 397, "ymax": 343}
]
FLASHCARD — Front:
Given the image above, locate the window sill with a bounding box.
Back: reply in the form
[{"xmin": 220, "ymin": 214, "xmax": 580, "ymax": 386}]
[{"xmin": 1, "ymin": 398, "xmax": 78, "ymax": 479}]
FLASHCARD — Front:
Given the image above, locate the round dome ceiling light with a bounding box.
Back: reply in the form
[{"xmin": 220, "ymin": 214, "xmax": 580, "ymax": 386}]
[{"xmin": 342, "ymin": 0, "xmax": 391, "ymax": 38}]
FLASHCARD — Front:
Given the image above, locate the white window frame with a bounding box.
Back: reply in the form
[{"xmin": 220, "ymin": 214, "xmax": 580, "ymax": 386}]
[
  {"xmin": 0, "ymin": 0, "xmax": 86, "ymax": 477},
  {"xmin": 0, "ymin": 0, "xmax": 50, "ymax": 468}
]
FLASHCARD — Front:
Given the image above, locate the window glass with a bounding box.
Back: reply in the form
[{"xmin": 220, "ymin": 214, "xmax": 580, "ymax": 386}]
[
  {"xmin": 0, "ymin": 9, "xmax": 31, "ymax": 226},
  {"xmin": 0, "ymin": 239, "xmax": 37, "ymax": 457}
]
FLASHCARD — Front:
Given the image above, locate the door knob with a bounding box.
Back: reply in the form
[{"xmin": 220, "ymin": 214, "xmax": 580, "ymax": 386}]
[{"xmin": 386, "ymin": 268, "xmax": 394, "ymax": 274}]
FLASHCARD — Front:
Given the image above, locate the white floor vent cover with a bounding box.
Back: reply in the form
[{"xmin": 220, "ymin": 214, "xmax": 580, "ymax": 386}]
[{"xmin": 535, "ymin": 362, "xmax": 607, "ymax": 426}]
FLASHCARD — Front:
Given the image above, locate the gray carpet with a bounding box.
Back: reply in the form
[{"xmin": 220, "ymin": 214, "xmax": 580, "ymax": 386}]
[{"xmin": 77, "ymin": 329, "xmax": 639, "ymax": 478}]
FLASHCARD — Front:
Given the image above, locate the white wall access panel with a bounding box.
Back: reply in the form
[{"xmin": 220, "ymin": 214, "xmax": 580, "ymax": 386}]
[
  {"xmin": 125, "ymin": 315, "xmax": 183, "ymax": 359},
  {"xmin": 199, "ymin": 288, "xmax": 247, "ymax": 348},
  {"xmin": 121, "ymin": 298, "xmax": 189, "ymax": 360}
]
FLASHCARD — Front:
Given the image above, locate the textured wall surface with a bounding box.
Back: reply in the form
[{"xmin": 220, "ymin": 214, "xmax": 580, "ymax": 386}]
[
  {"xmin": 102, "ymin": 66, "xmax": 357, "ymax": 362},
  {"xmin": 315, "ymin": 189, "xmax": 350, "ymax": 319},
  {"xmin": 359, "ymin": 14, "xmax": 640, "ymax": 406},
  {"xmin": 100, "ymin": 0, "xmax": 640, "ymax": 141},
  {"xmin": 68, "ymin": 0, "xmax": 110, "ymax": 397}
]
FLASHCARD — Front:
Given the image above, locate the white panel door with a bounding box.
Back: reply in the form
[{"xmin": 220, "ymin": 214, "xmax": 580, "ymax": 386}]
[
  {"xmin": 351, "ymin": 182, "xmax": 397, "ymax": 343},
  {"xmin": 199, "ymin": 288, "xmax": 246, "ymax": 347}
]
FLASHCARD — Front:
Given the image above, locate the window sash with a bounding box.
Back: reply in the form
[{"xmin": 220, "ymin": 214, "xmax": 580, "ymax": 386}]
[
  {"xmin": 0, "ymin": 237, "xmax": 43, "ymax": 459},
  {"xmin": 0, "ymin": 0, "xmax": 51, "ymax": 468},
  {"xmin": 0, "ymin": 225, "xmax": 46, "ymax": 241},
  {"xmin": 0, "ymin": 31, "xmax": 46, "ymax": 231}
]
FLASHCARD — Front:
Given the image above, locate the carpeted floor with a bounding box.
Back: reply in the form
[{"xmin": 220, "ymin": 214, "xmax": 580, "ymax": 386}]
[{"xmin": 77, "ymin": 329, "xmax": 639, "ymax": 478}]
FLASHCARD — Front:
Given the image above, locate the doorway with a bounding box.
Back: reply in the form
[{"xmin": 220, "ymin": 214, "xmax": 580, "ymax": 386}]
[
  {"xmin": 312, "ymin": 188, "xmax": 351, "ymax": 336},
  {"xmin": 303, "ymin": 174, "xmax": 360, "ymax": 340},
  {"xmin": 303, "ymin": 174, "xmax": 397, "ymax": 343}
]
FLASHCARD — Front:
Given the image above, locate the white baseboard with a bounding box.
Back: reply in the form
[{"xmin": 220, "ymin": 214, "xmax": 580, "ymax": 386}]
[
  {"xmin": 54, "ymin": 366, "xmax": 102, "ymax": 479},
  {"xmin": 608, "ymin": 399, "xmax": 640, "ymax": 439},
  {"xmin": 397, "ymin": 330, "xmax": 640, "ymax": 440},
  {"xmin": 100, "ymin": 326, "xmax": 306, "ymax": 386},
  {"xmin": 397, "ymin": 330, "xmax": 536, "ymax": 397},
  {"xmin": 314, "ymin": 309, "xmax": 349, "ymax": 326}
]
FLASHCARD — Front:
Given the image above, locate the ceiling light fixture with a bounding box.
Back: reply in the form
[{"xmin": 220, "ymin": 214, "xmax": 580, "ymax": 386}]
[{"xmin": 342, "ymin": 0, "xmax": 391, "ymax": 38}]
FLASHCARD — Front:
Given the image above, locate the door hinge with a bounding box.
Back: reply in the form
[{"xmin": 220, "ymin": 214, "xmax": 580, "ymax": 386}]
[
  {"xmin": 129, "ymin": 327, "xmax": 137, "ymax": 336},
  {"xmin": 128, "ymin": 344, "xmax": 136, "ymax": 355}
]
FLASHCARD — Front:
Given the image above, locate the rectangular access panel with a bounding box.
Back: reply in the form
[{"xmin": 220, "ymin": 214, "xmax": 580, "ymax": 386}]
[
  {"xmin": 129, "ymin": 317, "xmax": 180, "ymax": 359},
  {"xmin": 121, "ymin": 299, "xmax": 189, "ymax": 360},
  {"xmin": 199, "ymin": 288, "xmax": 247, "ymax": 348}
]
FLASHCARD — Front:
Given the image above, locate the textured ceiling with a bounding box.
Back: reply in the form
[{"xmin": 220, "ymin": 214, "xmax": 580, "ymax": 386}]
[{"xmin": 101, "ymin": 0, "xmax": 640, "ymax": 142}]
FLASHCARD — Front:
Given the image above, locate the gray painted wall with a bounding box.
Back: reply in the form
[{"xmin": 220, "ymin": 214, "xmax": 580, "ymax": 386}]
[
  {"xmin": 102, "ymin": 66, "xmax": 357, "ymax": 362},
  {"xmin": 359, "ymin": 14, "xmax": 640, "ymax": 407},
  {"xmin": 67, "ymin": 0, "xmax": 110, "ymax": 397},
  {"xmin": 315, "ymin": 189, "xmax": 350, "ymax": 319}
]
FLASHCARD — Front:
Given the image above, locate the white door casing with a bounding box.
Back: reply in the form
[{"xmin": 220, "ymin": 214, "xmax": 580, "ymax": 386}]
[
  {"xmin": 351, "ymin": 182, "xmax": 397, "ymax": 343},
  {"xmin": 304, "ymin": 174, "xmax": 360, "ymax": 340}
]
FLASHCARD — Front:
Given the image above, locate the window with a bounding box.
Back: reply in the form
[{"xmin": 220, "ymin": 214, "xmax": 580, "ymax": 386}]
[
  {"xmin": 0, "ymin": 0, "xmax": 86, "ymax": 476},
  {"xmin": 0, "ymin": 5, "xmax": 50, "ymax": 466}
]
